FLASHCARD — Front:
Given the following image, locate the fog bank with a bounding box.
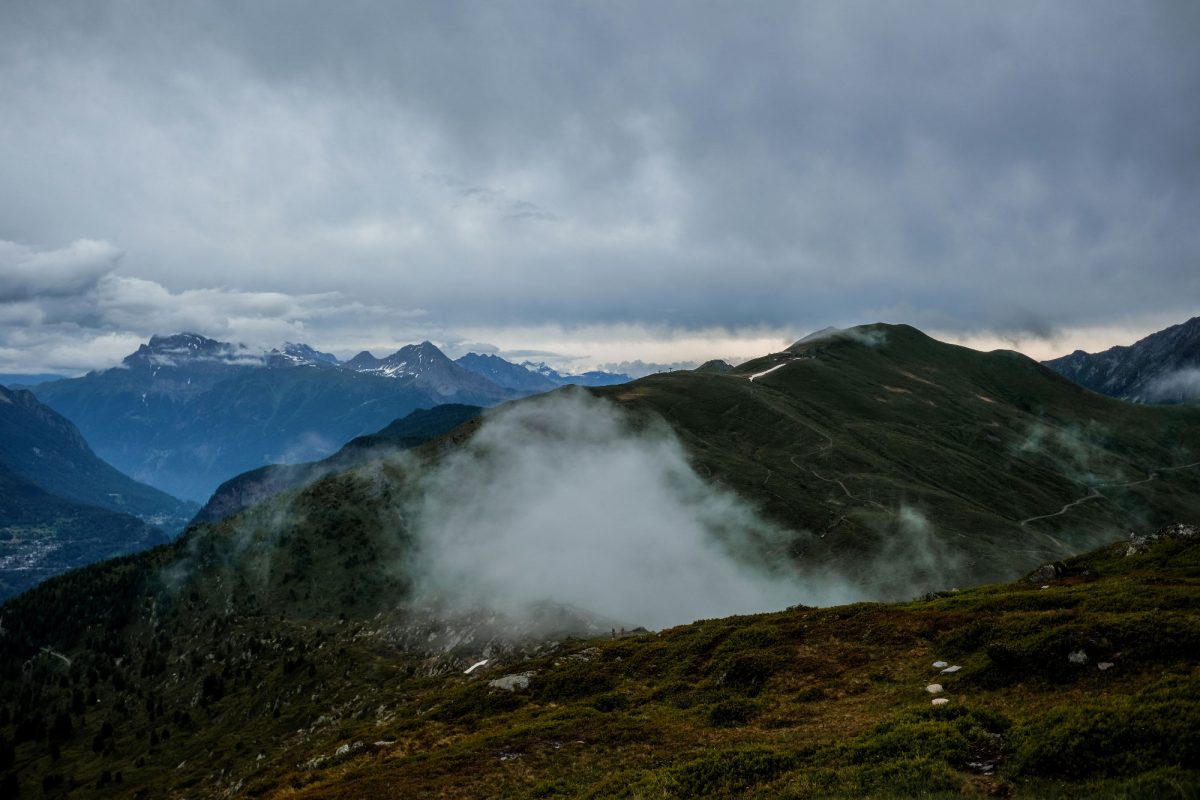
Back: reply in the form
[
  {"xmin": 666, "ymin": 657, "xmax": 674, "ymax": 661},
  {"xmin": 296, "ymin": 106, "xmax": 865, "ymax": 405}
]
[{"xmin": 410, "ymin": 390, "xmax": 860, "ymax": 629}]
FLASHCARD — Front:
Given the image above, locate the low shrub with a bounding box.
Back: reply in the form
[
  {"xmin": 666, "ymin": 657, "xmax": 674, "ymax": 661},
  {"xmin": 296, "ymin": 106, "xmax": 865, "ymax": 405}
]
[
  {"xmin": 1011, "ymin": 682, "xmax": 1200, "ymax": 779},
  {"xmin": 666, "ymin": 747, "xmax": 797, "ymax": 797},
  {"xmin": 707, "ymin": 698, "xmax": 759, "ymax": 727}
]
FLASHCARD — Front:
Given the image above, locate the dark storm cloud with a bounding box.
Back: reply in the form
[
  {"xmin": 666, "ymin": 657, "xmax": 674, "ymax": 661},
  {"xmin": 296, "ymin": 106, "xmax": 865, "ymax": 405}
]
[{"xmin": 0, "ymin": 1, "xmax": 1197, "ymax": 370}]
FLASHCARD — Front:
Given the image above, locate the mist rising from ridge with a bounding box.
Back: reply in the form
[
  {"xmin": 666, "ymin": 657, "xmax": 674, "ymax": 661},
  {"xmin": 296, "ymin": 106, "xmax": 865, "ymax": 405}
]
[{"xmin": 407, "ymin": 390, "xmax": 862, "ymax": 629}]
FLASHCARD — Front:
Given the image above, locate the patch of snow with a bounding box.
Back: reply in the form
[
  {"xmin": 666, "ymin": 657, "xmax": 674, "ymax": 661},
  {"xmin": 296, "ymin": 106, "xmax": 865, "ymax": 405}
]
[
  {"xmin": 1068, "ymin": 649, "xmax": 1089, "ymax": 665},
  {"xmin": 932, "ymin": 661, "xmax": 949, "ymax": 669},
  {"xmin": 748, "ymin": 361, "xmax": 790, "ymax": 382},
  {"xmin": 940, "ymin": 665, "xmax": 961, "ymax": 674},
  {"xmin": 931, "ymin": 697, "xmax": 949, "ymax": 706},
  {"xmin": 926, "ymin": 684, "xmax": 944, "ymax": 694},
  {"xmin": 463, "ymin": 659, "xmax": 489, "ymax": 674},
  {"xmin": 1098, "ymin": 662, "xmax": 1115, "ymax": 671}
]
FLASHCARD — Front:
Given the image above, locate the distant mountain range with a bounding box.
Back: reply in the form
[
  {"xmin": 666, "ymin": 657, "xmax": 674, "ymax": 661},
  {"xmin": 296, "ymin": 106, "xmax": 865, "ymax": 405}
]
[
  {"xmin": 32, "ymin": 333, "xmax": 629, "ymax": 501},
  {"xmin": 512, "ymin": 360, "xmax": 633, "ymax": 387},
  {"xmin": 455, "ymin": 353, "xmax": 559, "ymax": 392},
  {"xmin": 1043, "ymin": 316, "xmax": 1200, "ymax": 403},
  {"xmin": 0, "ymin": 384, "xmax": 195, "ymax": 600},
  {"xmin": 0, "ymin": 385, "xmax": 194, "ymax": 527},
  {"xmin": 0, "ymin": 373, "xmax": 66, "ymax": 387}
]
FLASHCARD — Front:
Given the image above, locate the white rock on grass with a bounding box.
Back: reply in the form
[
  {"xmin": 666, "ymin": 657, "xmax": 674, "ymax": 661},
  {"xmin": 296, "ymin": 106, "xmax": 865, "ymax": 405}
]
[
  {"xmin": 489, "ymin": 672, "xmax": 535, "ymax": 692},
  {"xmin": 1068, "ymin": 650, "xmax": 1089, "ymax": 665},
  {"xmin": 931, "ymin": 697, "xmax": 949, "ymax": 706},
  {"xmin": 932, "ymin": 661, "xmax": 949, "ymax": 669},
  {"xmin": 926, "ymin": 684, "xmax": 944, "ymax": 694},
  {"xmin": 1098, "ymin": 662, "xmax": 1115, "ymax": 671}
]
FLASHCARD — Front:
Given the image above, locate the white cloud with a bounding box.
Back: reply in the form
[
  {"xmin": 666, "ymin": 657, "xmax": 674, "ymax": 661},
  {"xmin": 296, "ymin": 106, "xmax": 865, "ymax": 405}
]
[
  {"xmin": 1144, "ymin": 368, "xmax": 1200, "ymax": 403},
  {"xmin": 0, "ymin": 233, "xmax": 1182, "ymax": 374},
  {"xmin": 410, "ymin": 391, "xmax": 842, "ymax": 628},
  {"xmin": 0, "ymin": 239, "xmax": 120, "ymax": 302},
  {"xmin": 0, "ymin": 237, "xmax": 433, "ymax": 372}
]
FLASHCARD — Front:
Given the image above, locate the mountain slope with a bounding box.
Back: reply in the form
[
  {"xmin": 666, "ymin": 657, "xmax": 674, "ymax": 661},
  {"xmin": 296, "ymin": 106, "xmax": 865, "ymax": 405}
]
[
  {"xmin": 344, "ymin": 342, "xmax": 513, "ymax": 402},
  {"xmin": 0, "ymin": 461, "xmax": 167, "ymax": 600},
  {"xmin": 191, "ymin": 404, "xmax": 484, "ymax": 525},
  {"xmin": 695, "ymin": 359, "xmax": 733, "ymax": 374},
  {"xmin": 0, "ymin": 384, "xmax": 195, "ymax": 531},
  {"xmin": 521, "ymin": 360, "xmax": 633, "ymax": 387},
  {"xmin": 33, "ymin": 335, "xmax": 516, "ymax": 500},
  {"xmin": 587, "ymin": 323, "xmax": 1200, "ymax": 589},
  {"xmin": 455, "ymin": 353, "xmax": 559, "ymax": 392},
  {"xmin": 0, "ymin": 373, "xmax": 66, "ymax": 387},
  {"xmin": 1043, "ymin": 315, "xmax": 1200, "ymax": 403}
]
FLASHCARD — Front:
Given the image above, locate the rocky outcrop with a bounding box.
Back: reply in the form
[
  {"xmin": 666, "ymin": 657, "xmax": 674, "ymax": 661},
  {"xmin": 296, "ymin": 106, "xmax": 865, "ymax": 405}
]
[{"xmin": 1125, "ymin": 522, "xmax": 1198, "ymax": 556}]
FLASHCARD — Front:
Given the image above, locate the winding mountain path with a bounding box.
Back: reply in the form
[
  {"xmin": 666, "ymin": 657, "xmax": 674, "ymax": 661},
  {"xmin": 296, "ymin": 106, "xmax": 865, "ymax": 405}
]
[
  {"xmin": 1018, "ymin": 489, "xmax": 1104, "ymax": 526},
  {"xmin": 1019, "ymin": 460, "xmax": 1200, "ymax": 527},
  {"xmin": 808, "ymin": 467, "xmax": 854, "ymax": 500}
]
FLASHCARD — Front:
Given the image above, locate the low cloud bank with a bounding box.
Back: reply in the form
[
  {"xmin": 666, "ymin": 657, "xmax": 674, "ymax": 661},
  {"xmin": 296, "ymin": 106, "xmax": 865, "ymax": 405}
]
[
  {"xmin": 1144, "ymin": 368, "xmax": 1200, "ymax": 403},
  {"xmin": 410, "ymin": 391, "xmax": 866, "ymax": 629}
]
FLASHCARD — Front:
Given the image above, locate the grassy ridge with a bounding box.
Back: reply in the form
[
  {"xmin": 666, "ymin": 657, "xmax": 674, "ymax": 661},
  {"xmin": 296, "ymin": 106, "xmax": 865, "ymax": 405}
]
[{"xmin": 597, "ymin": 324, "xmax": 1200, "ymax": 588}]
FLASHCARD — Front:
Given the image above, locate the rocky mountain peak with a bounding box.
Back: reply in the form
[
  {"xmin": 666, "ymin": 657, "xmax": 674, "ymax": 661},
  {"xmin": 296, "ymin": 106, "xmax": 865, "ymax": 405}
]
[
  {"xmin": 280, "ymin": 342, "xmax": 339, "ymax": 365},
  {"xmin": 1043, "ymin": 315, "xmax": 1200, "ymax": 404},
  {"xmin": 123, "ymin": 332, "xmax": 246, "ymax": 368}
]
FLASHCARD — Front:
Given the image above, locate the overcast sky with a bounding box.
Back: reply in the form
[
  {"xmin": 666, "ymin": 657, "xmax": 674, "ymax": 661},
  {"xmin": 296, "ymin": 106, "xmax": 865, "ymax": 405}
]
[{"xmin": 1, "ymin": 1, "xmax": 1197, "ymax": 375}]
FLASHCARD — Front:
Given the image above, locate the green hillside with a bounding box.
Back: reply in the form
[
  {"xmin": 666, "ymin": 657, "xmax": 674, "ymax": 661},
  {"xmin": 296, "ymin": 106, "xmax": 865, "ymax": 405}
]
[
  {"xmin": 593, "ymin": 324, "xmax": 1200, "ymax": 591},
  {"xmin": 0, "ymin": 521, "xmax": 1195, "ymax": 798},
  {"xmin": 0, "ymin": 385, "xmax": 195, "ymax": 531},
  {"xmin": 191, "ymin": 404, "xmax": 483, "ymax": 525}
]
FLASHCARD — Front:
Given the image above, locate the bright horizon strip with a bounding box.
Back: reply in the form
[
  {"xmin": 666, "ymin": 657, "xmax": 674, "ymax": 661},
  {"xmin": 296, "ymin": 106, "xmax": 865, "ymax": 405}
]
[{"xmin": 2, "ymin": 318, "xmax": 1185, "ymax": 378}]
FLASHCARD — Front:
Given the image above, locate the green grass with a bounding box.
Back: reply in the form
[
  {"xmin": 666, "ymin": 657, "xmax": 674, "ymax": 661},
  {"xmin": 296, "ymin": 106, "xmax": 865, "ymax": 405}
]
[
  {"xmin": 3, "ymin": 525, "xmax": 1197, "ymax": 798},
  {"xmin": 594, "ymin": 324, "xmax": 1200, "ymax": 593}
]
